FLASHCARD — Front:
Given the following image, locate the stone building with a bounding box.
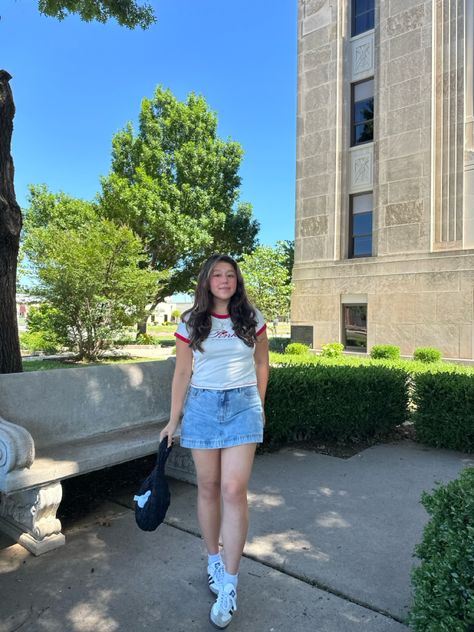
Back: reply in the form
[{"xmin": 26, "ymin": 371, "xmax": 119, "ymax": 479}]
[{"xmin": 292, "ymin": 0, "xmax": 474, "ymax": 359}]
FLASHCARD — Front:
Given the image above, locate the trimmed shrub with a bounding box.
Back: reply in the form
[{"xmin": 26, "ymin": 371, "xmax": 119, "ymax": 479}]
[
  {"xmin": 413, "ymin": 347, "xmax": 442, "ymax": 363},
  {"xmin": 136, "ymin": 333, "xmax": 159, "ymax": 345},
  {"xmin": 20, "ymin": 331, "xmax": 61, "ymax": 354},
  {"xmin": 264, "ymin": 364, "xmax": 409, "ymax": 446},
  {"xmin": 320, "ymin": 342, "xmax": 344, "ymax": 358},
  {"xmin": 285, "ymin": 342, "xmax": 310, "ymax": 355},
  {"xmin": 370, "ymin": 345, "xmax": 400, "ymax": 360},
  {"xmin": 412, "ymin": 372, "xmax": 474, "ymax": 453},
  {"xmin": 410, "ymin": 468, "xmax": 474, "ymax": 631},
  {"xmin": 268, "ymin": 337, "xmax": 291, "ymax": 353}
]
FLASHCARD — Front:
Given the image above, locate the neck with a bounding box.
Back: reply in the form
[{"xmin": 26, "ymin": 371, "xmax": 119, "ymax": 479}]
[{"xmin": 212, "ymin": 299, "xmax": 229, "ymax": 315}]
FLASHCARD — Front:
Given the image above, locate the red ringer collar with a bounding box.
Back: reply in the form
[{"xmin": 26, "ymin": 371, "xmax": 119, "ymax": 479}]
[{"xmin": 211, "ymin": 312, "xmax": 230, "ymax": 319}]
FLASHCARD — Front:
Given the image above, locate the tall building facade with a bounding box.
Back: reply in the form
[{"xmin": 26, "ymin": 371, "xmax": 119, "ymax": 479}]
[{"xmin": 292, "ymin": 0, "xmax": 474, "ymax": 359}]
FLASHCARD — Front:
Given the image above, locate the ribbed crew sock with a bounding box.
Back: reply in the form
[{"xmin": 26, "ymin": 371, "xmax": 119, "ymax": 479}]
[
  {"xmin": 223, "ymin": 570, "xmax": 238, "ymax": 588},
  {"xmin": 208, "ymin": 552, "xmax": 221, "ymax": 566}
]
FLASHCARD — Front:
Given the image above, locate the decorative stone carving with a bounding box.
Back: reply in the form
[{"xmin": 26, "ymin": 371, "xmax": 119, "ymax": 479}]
[
  {"xmin": 349, "ymin": 144, "xmax": 373, "ymax": 192},
  {"xmin": 0, "ymin": 416, "xmax": 35, "ymax": 477},
  {"xmin": 351, "ymin": 32, "xmax": 374, "ymax": 81},
  {"xmin": 0, "ymin": 481, "xmax": 65, "ymax": 555}
]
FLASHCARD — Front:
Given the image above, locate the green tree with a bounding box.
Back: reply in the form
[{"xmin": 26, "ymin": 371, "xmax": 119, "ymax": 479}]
[
  {"xmin": 1, "ymin": 2, "xmax": 154, "ymax": 372},
  {"xmin": 239, "ymin": 244, "xmax": 293, "ymax": 322},
  {"xmin": 26, "ymin": 303, "xmax": 69, "ymax": 347},
  {"xmin": 277, "ymin": 239, "xmax": 294, "ymax": 281},
  {"xmin": 38, "ymin": 0, "xmax": 156, "ymax": 28},
  {"xmin": 23, "ymin": 215, "xmax": 160, "ymax": 361},
  {"xmin": 171, "ymin": 309, "xmax": 181, "ymax": 322},
  {"xmin": 99, "ymin": 86, "xmax": 259, "ymax": 322}
]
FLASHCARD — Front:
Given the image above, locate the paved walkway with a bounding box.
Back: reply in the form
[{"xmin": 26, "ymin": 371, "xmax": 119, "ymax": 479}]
[{"xmin": 1, "ymin": 440, "xmax": 472, "ymax": 632}]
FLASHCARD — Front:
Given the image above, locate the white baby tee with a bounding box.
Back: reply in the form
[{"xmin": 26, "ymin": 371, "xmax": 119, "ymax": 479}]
[{"xmin": 175, "ymin": 310, "xmax": 267, "ymax": 390}]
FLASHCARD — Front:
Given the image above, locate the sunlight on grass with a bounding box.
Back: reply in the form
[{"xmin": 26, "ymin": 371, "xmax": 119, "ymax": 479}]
[{"xmin": 23, "ymin": 357, "xmax": 167, "ymax": 372}]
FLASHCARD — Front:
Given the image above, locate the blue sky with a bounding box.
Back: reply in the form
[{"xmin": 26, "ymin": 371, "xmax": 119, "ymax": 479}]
[{"xmin": 1, "ymin": 0, "xmax": 297, "ymax": 248}]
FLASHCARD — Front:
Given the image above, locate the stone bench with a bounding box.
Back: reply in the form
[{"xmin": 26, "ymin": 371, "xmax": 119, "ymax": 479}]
[{"xmin": 0, "ymin": 359, "xmax": 195, "ymax": 555}]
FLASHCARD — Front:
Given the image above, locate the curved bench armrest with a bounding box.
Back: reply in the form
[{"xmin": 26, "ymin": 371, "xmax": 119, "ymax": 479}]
[{"xmin": 0, "ymin": 416, "xmax": 35, "ymax": 476}]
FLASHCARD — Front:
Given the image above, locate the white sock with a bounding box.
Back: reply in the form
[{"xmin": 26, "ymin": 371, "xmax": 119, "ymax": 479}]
[
  {"xmin": 208, "ymin": 552, "xmax": 221, "ymax": 566},
  {"xmin": 223, "ymin": 571, "xmax": 238, "ymax": 588}
]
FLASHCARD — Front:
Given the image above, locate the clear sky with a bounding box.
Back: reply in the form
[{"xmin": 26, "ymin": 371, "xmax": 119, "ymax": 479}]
[{"xmin": 1, "ymin": 0, "xmax": 297, "ymax": 248}]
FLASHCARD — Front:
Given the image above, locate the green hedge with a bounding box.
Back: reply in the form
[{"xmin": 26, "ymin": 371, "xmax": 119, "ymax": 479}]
[
  {"xmin": 410, "ymin": 468, "xmax": 474, "ymax": 631},
  {"xmin": 268, "ymin": 337, "xmax": 291, "ymax": 353},
  {"xmin": 413, "ymin": 347, "xmax": 442, "ymax": 363},
  {"xmin": 285, "ymin": 342, "xmax": 310, "ymax": 355},
  {"xmin": 20, "ymin": 331, "xmax": 61, "ymax": 354},
  {"xmin": 264, "ymin": 364, "xmax": 409, "ymax": 446},
  {"xmin": 412, "ymin": 372, "xmax": 474, "ymax": 453},
  {"xmin": 370, "ymin": 344, "xmax": 400, "ymax": 360},
  {"xmin": 320, "ymin": 342, "xmax": 344, "ymax": 358}
]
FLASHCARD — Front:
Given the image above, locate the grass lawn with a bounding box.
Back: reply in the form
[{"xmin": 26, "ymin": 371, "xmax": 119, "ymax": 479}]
[
  {"xmin": 23, "ymin": 356, "xmax": 168, "ymax": 372},
  {"xmin": 147, "ymin": 324, "xmax": 178, "ymax": 335}
]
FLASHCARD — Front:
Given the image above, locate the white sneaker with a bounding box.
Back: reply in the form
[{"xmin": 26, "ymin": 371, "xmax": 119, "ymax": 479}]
[
  {"xmin": 207, "ymin": 559, "xmax": 224, "ymax": 595},
  {"xmin": 210, "ymin": 583, "xmax": 237, "ymax": 629}
]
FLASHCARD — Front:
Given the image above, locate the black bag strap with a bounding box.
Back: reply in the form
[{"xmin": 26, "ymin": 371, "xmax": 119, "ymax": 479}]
[{"xmin": 156, "ymin": 436, "xmax": 173, "ymax": 471}]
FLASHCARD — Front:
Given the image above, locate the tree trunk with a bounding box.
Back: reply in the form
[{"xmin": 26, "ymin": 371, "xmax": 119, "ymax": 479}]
[
  {"xmin": 0, "ymin": 71, "xmax": 23, "ymax": 373},
  {"xmin": 136, "ymin": 293, "xmax": 165, "ymax": 338}
]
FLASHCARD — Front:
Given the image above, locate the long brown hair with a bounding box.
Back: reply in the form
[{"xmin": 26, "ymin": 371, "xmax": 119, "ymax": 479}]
[{"xmin": 182, "ymin": 254, "xmax": 257, "ymax": 352}]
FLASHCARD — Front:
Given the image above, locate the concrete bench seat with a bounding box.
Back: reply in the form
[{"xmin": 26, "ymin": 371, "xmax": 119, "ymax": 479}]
[{"xmin": 0, "ymin": 359, "xmax": 195, "ymax": 555}]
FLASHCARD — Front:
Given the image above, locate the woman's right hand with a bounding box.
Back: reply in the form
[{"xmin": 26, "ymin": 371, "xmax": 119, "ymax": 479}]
[{"xmin": 160, "ymin": 422, "xmax": 178, "ymax": 448}]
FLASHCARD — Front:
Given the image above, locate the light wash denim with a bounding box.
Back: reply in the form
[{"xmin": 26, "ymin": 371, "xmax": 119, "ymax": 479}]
[{"xmin": 180, "ymin": 385, "xmax": 264, "ymax": 449}]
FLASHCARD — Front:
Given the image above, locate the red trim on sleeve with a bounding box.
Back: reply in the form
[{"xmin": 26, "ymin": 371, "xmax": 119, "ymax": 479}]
[
  {"xmin": 174, "ymin": 332, "xmax": 191, "ymax": 344},
  {"xmin": 256, "ymin": 323, "xmax": 267, "ymax": 337}
]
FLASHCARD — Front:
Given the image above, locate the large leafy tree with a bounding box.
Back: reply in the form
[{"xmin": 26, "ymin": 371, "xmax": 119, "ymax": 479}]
[
  {"xmin": 23, "ymin": 191, "xmax": 160, "ymax": 360},
  {"xmin": 37, "ymin": 0, "xmax": 156, "ymax": 28},
  {"xmin": 239, "ymin": 242, "xmax": 293, "ymax": 321},
  {"xmin": 1, "ymin": 1, "xmax": 155, "ymax": 373},
  {"xmin": 99, "ymin": 86, "xmax": 259, "ymax": 320}
]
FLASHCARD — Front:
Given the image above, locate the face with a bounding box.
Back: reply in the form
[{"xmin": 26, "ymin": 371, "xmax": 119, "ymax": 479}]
[{"xmin": 208, "ymin": 261, "xmax": 238, "ymax": 304}]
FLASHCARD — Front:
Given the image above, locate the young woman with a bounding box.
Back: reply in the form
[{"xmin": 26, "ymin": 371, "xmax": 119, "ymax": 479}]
[{"xmin": 159, "ymin": 254, "xmax": 269, "ymax": 629}]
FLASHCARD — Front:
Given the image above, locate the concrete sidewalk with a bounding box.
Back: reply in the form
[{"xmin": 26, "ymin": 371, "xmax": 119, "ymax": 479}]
[{"xmin": 1, "ymin": 439, "xmax": 472, "ymax": 632}]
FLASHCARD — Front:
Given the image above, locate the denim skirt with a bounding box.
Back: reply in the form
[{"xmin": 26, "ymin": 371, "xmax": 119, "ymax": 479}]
[{"xmin": 180, "ymin": 385, "xmax": 264, "ymax": 449}]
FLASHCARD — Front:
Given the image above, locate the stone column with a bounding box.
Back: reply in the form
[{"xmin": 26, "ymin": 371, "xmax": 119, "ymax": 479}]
[
  {"xmin": 295, "ymin": 0, "xmax": 343, "ymax": 264},
  {"xmin": 432, "ymin": 0, "xmax": 465, "ymax": 249},
  {"xmin": 464, "ymin": 0, "xmax": 474, "ymax": 247}
]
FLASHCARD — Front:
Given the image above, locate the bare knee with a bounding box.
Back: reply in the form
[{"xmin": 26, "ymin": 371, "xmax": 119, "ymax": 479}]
[
  {"xmin": 198, "ymin": 479, "xmax": 220, "ymax": 502},
  {"xmin": 221, "ymin": 481, "xmax": 247, "ymax": 505}
]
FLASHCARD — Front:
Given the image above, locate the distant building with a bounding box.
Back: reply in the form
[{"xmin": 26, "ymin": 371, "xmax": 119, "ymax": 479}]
[
  {"xmin": 148, "ymin": 297, "xmax": 193, "ymax": 324},
  {"xmin": 292, "ymin": 0, "xmax": 474, "ymax": 359},
  {"xmin": 16, "ymin": 293, "xmax": 41, "ymax": 330}
]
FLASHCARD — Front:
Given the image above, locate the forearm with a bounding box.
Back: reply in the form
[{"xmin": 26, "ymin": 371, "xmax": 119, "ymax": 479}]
[
  {"xmin": 255, "ymin": 362, "xmax": 269, "ymax": 404},
  {"xmin": 168, "ymin": 369, "xmax": 192, "ymax": 427}
]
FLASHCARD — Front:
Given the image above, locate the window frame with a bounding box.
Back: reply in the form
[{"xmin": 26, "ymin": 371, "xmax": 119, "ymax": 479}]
[
  {"xmin": 351, "ymin": 0, "xmax": 375, "ymax": 38},
  {"xmin": 342, "ymin": 303, "xmax": 368, "ymax": 352},
  {"xmin": 351, "ymin": 78, "xmax": 374, "ymax": 147},
  {"xmin": 349, "ymin": 192, "xmax": 373, "ymax": 259}
]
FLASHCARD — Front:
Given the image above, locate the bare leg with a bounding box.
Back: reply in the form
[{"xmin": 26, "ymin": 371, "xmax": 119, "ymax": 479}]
[
  {"xmin": 192, "ymin": 448, "xmax": 221, "ymax": 554},
  {"xmin": 220, "ymin": 443, "xmax": 257, "ymax": 574}
]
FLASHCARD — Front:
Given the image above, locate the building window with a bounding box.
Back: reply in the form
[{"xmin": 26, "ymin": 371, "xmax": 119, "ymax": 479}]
[
  {"xmin": 350, "ymin": 192, "xmax": 373, "ymax": 258},
  {"xmin": 343, "ymin": 304, "xmax": 367, "ymax": 351},
  {"xmin": 351, "ymin": 0, "xmax": 375, "ymax": 37},
  {"xmin": 351, "ymin": 79, "xmax": 374, "ymax": 146}
]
